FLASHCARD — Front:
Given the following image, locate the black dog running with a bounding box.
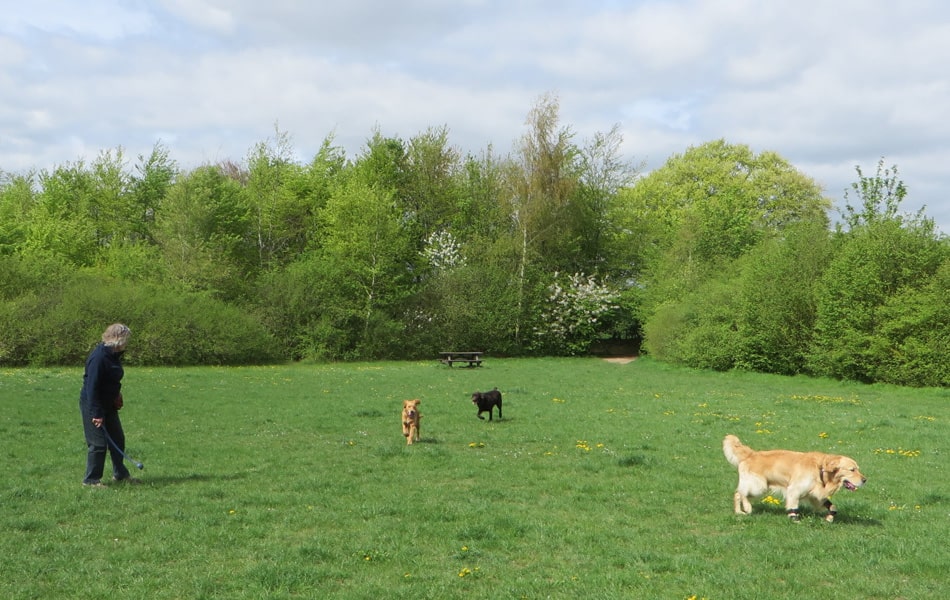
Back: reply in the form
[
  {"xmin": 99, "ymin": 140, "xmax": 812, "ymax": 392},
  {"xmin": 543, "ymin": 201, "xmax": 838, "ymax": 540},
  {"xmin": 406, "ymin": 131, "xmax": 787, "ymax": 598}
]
[{"xmin": 471, "ymin": 388, "xmax": 502, "ymax": 421}]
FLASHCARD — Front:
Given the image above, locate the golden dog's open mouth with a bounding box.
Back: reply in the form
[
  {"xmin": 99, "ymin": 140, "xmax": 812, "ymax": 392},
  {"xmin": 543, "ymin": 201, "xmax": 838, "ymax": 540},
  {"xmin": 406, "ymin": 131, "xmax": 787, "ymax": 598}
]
[{"xmin": 844, "ymin": 481, "xmax": 858, "ymax": 491}]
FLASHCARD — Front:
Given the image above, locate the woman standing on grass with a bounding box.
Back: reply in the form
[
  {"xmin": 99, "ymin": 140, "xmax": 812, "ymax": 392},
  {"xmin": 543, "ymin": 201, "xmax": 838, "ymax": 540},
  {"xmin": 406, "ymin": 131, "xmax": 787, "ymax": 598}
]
[{"xmin": 79, "ymin": 323, "xmax": 137, "ymax": 487}]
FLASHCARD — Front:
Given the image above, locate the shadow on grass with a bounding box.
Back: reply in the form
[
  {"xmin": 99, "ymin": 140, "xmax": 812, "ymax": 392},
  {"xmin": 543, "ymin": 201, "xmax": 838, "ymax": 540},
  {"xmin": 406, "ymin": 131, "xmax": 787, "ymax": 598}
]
[
  {"xmin": 747, "ymin": 505, "xmax": 883, "ymax": 526},
  {"xmin": 617, "ymin": 454, "xmax": 651, "ymax": 468},
  {"xmin": 830, "ymin": 513, "xmax": 883, "ymax": 527},
  {"xmin": 140, "ymin": 472, "xmax": 248, "ymax": 486},
  {"xmin": 393, "ymin": 438, "xmax": 441, "ymax": 446}
]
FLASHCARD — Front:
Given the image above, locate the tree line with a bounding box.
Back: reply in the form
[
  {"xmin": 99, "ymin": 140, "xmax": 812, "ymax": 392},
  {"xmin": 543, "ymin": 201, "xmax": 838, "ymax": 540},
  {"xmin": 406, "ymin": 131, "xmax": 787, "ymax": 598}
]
[{"xmin": 1, "ymin": 94, "xmax": 947, "ymax": 386}]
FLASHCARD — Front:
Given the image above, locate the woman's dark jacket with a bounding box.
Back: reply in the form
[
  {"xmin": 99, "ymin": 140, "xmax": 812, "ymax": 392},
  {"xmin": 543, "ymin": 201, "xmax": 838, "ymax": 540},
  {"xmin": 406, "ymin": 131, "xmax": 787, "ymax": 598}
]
[{"xmin": 79, "ymin": 343, "xmax": 124, "ymax": 420}]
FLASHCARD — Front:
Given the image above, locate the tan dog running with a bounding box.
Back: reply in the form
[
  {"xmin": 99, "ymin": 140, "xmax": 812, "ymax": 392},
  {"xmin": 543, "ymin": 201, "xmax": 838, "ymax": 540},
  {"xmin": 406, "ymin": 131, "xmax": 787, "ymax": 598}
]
[
  {"xmin": 402, "ymin": 399, "xmax": 421, "ymax": 445},
  {"xmin": 723, "ymin": 434, "xmax": 866, "ymax": 522}
]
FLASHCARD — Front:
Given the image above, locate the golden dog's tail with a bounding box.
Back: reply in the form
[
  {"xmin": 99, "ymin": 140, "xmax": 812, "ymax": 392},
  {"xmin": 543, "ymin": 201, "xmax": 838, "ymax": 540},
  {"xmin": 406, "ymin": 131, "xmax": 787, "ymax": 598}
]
[{"xmin": 722, "ymin": 434, "xmax": 753, "ymax": 467}]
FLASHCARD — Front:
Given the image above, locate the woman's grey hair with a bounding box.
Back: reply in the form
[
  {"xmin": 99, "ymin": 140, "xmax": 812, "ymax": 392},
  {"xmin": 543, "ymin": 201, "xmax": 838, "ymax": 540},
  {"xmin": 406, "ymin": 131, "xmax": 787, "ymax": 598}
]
[{"xmin": 102, "ymin": 323, "xmax": 131, "ymax": 348}]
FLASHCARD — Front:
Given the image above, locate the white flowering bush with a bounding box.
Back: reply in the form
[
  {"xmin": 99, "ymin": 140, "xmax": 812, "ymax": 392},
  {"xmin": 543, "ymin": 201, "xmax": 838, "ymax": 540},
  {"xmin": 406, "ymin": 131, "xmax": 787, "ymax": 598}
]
[
  {"xmin": 533, "ymin": 272, "xmax": 620, "ymax": 355},
  {"xmin": 422, "ymin": 230, "xmax": 466, "ymax": 271}
]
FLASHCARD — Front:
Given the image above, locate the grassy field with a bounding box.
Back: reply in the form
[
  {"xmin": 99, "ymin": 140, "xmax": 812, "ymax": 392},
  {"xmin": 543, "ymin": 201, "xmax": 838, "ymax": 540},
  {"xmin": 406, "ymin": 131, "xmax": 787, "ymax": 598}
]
[{"xmin": 1, "ymin": 357, "xmax": 947, "ymax": 599}]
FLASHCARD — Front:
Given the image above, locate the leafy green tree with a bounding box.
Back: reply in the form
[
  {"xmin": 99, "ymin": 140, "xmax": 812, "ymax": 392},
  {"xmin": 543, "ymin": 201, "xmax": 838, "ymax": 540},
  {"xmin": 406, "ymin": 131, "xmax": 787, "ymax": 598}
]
[
  {"xmin": 13, "ymin": 149, "xmax": 156, "ymax": 268},
  {"xmin": 23, "ymin": 162, "xmax": 99, "ymax": 266},
  {"xmin": 308, "ymin": 172, "xmax": 414, "ymax": 358},
  {"xmin": 634, "ymin": 141, "xmax": 830, "ymax": 365},
  {"xmin": 456, "ymin": 147, "xmax": 510, "ymax": 240},
  {"xmin": 507, "ymin": 93, "xmax": 582, "ymax": 269},
  {"xmin": 0, "ymin": 171, "xmax": 36, "ymax": 254},
  {"xmin": 358, "ymin": 130, "xmax": 411, "ymax": 198},
  {"xmin": 734, "ymin": 220, "xmax": 832, "ymax": 374},
  {"xmin": 406, "ymin": 147, "xmax": 520, "ymax": 355},
  {"xmin": 809, "ymin": 217, "xmax": 944, "ymax": 381},
  {"xmin": 87, "ymin": 149, "xmax": 129, "ymax": 246},
  {"xmin": 641, "ymin": 265, "xmax": 743, "ymax": 370},
  {"xmin": 153, "ymin": 164, "xmax": 253, "ymax": 299},
  {"xmin": 130, "ymin": 142, "xmax": 177, "ymax": 242},
  {"xmin": 245, "ymin": 127, "xmax": 313, "ymax": 268},
  {"xmin": 503, "ymin": 93, "xmax": 584, "ymax": 342},
  {"xmin": 0, "ymin": 254, "xmax": 69, "ymax": 300},
  {"xmin": 403, "ymin": 126, "xmax": 464, "ymax": 240},
  {"xmin": 646, "ymin": 140, "xmax": 828, "ymax": 268},
  {"xmin": 96, "ymin": 239, "xmax": 166, "ymax": 283},
  {"xmin": 604, "ymin": 184, "xmax": 673, "ymax": 288},
  {"xmin": 809, "ymin": 161, "xmax": 945, "ymax": 382},
  {"xmin": 298, "ymin": 136, "xmax": 347, "ymax": 227},
  {"xmin": 573, "ymin": 124, "xmax": 640, "ymax": 273},
  {"xmin": 414, "ymin": 246, "xmax": 522, "ymax": 355},
  {"xmin": 254, "ymin": 256, "xmax": 321, "ymax": 360},
  {"xmin": 868, "ymin": 257, "xmax": 949, "ymax": 386},
  {"xmin": 840, "ymin": 158, "xmax": 908, "ymax": 230},
  {"xmin": 85, "ymin": 144, "xmax": 178, "ymax": 283}
]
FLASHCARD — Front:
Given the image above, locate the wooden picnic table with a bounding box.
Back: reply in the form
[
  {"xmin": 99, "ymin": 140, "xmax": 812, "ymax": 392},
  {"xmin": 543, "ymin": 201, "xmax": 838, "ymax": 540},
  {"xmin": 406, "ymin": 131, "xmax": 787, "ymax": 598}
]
[{"xmin": 439, "ymin": 351, "xmax": 483, "ymax": 367}]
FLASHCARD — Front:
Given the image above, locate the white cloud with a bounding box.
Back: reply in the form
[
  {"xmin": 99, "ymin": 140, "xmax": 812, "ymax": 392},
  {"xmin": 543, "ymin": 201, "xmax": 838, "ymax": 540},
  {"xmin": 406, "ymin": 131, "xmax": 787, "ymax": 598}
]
[
  {"xmin": 159, "ymin": 0, "xmax": 236, "ymax": 35},
  {"xmin": 1, "ymin": 0, "xmax": 154, "ymax": 40},
  {"xmin": 1, "ymin": 0, "xmax": 948, "ymax": 232}
]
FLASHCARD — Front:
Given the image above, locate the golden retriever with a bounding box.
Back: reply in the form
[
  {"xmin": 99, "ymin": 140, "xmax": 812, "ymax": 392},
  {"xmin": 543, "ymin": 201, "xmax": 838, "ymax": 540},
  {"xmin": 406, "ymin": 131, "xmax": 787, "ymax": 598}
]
[
  {"xmin": 723, "ymin": 434, "xmax": 866, "ymax": 522},
  {"xmin": 402, "ymin": 399, "xmax": 421, "ymax": 445}
]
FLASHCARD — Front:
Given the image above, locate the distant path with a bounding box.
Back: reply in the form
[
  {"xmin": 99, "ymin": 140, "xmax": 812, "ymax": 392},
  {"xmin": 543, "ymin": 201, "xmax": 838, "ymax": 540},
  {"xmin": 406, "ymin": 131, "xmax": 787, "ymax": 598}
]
[{"xmin": 601, "ymin": 356, "xmax": 638, "ymax": 364}]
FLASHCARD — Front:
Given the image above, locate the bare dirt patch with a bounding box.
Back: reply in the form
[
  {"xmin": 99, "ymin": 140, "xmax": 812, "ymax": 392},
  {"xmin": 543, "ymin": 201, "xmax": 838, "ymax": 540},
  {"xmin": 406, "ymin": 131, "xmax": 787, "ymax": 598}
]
[{"xmin": 601, "ymin": 356, "xmax": 638, "ymax": 364}]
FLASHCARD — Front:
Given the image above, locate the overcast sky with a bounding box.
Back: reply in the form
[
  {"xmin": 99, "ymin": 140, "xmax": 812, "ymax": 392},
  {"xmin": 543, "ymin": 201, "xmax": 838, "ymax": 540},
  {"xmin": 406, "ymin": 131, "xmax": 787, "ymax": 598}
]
[{"xmin": 3, "ymin": 0, "xmax": 949, "ymax": 233}]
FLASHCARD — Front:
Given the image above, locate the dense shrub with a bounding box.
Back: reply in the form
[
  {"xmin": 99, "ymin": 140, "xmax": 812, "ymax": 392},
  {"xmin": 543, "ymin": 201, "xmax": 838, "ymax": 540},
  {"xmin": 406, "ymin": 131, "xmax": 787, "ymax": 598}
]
[
  {"xmin": 0, "ymin": 272, "xmax": 278, "ymax": 366},
  {"xmin": 255, "ymin": 252, "xmax": 407, "ymax": 362},
  {"xmin": 868, "ymin": 259, "xmax": 950, "ymax": 387},
  {"xmin": 129, "ymin": 292, "xmax": 279, "ymax": 366},
  {"xmin": 415, "ymin": 259, "xmax": 523, "ymax": 356},
  {"xmin": 677, "ymin": 276, "xmax": 744, "ymax": 371},
  {"xmin": 0, "ymin": 254, "xmax": 73, "ymax": 300},
  {"xmin": 733, "ymin": 221, "xmax": 832, "ymax": 375},
  {"xmin": 809, "ymin": 218, "xmax": 945, "ymax": 382},
  {"xmin": 642, "ymin": 272, "xmax": 742, "ymax": 370},
  {"xmin": 640, "ymin": 300, "xmax": 689, "ymax": 363}
]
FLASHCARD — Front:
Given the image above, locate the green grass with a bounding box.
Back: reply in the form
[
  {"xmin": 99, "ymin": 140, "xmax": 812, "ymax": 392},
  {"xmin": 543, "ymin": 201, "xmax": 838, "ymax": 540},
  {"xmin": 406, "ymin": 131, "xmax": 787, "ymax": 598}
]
[{"xmin": 1, "ymin": 357, "xmax": 947, "ymax": 599}]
